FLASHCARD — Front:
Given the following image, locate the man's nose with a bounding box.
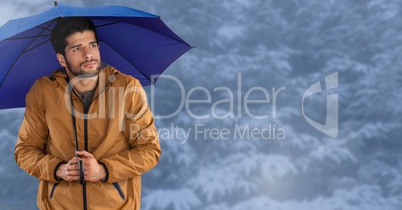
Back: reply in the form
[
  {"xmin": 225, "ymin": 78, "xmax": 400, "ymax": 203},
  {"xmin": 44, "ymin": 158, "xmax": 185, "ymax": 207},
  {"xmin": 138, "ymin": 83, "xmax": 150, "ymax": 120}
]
[{"xmin": 84, "ymin": 49, "xmax": 92, "ymax": 60}]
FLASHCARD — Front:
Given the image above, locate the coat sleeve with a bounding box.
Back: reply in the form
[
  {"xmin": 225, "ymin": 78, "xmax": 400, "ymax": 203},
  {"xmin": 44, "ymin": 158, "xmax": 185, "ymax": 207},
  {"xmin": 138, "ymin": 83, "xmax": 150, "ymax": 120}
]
[
  {"xmin": 100, "ymin": 78, "xmax": 161, "ymax": 183},
  {"xmin": 14, "ymin": 79, "xmax": 64, "ymax": 183}
]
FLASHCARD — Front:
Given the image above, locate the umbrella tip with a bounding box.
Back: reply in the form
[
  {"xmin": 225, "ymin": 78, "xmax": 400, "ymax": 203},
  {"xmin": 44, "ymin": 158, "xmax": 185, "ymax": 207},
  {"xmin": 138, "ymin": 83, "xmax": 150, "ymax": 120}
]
[{"xmin": 54, "ymin": 1, "xmax": 58, "ymax": 6}]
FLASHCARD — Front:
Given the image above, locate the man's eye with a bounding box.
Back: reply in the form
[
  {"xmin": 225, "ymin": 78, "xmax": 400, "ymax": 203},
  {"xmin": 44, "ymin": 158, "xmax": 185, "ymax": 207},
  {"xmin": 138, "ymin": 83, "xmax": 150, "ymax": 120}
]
[
  {"xmin": 90, "ymin": 43, "xmax": 98, "ymax": 48},
  {"xmin": 72, "ymin": 47, "xmax": 79, "ymax": 52}
]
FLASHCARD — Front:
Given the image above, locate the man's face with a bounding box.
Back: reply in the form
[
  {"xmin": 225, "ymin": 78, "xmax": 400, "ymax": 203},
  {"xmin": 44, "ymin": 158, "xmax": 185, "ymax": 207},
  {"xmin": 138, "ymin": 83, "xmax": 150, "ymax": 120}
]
[{"xmin": 60, "ymin": 30, "xmax": 101, "ymax": 78}]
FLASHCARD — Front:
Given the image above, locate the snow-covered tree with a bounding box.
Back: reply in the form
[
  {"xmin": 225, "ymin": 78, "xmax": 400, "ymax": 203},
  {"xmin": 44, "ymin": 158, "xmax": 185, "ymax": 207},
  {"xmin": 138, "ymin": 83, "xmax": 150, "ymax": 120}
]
[{"xmin": 1, "ymin": 0, "xmax": 402, "ymax": 209}]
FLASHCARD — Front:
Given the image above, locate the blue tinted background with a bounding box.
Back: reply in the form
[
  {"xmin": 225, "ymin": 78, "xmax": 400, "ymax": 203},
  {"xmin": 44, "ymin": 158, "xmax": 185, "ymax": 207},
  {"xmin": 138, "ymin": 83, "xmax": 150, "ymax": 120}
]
[{"xmin": 1, "ymin": 0, "xmax": 401, "ymax": 209}]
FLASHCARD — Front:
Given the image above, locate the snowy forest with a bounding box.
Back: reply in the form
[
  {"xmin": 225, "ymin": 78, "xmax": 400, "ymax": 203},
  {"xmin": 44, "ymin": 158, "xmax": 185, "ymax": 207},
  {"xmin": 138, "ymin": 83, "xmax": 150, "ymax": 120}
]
[{"xmin": 1, "ymin": 0, "xmax": 402, "ymax": 209}]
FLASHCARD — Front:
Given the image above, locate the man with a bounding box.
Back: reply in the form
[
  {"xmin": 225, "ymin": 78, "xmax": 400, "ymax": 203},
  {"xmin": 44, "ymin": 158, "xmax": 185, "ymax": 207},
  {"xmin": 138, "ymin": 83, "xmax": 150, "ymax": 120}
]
[{"xmin": 14, "ymin": 17, "xmax": 161, "ymax": 210}]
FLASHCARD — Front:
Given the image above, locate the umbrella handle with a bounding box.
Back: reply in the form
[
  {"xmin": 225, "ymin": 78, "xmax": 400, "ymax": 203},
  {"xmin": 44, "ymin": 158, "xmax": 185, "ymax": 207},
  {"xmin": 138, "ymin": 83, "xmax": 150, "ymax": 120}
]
[{"xmin": 78, "ymin": 160, "xmax": 85, "ymax": 185}]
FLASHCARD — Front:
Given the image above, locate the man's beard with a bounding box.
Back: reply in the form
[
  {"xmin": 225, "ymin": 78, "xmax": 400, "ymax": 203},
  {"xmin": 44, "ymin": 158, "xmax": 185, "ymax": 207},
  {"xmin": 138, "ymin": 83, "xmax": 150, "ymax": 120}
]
[{"xmin": 66, "ymin": 58, "xmax": 101, "ymax": 78}]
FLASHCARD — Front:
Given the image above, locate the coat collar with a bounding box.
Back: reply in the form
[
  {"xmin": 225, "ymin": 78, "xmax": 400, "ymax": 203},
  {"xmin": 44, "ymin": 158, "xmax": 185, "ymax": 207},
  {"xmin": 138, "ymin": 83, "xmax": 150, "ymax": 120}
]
[{"xmin": 48, "ymin": 62, "xmax": 120, "ymax": 100}]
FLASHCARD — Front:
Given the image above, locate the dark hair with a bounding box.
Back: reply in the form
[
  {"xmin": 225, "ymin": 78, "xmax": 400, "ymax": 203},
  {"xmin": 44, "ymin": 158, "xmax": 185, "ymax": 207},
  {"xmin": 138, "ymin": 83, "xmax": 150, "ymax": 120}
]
[{"xmin": 50, "ymin": 17, "xmax": 99, "ymax": 55}]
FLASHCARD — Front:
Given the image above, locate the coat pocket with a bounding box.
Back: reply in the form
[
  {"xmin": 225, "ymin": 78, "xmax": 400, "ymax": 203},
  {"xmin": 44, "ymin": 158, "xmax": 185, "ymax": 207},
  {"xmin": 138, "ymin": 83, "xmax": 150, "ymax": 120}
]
[{"xmin": 112, "ymin": 182, "xmax": 125, "ymax": 201}]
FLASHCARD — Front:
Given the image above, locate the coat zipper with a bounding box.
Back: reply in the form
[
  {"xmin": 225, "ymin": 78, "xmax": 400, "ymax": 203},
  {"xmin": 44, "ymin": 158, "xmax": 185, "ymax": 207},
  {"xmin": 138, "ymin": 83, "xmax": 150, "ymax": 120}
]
[
  {"xmin": 83, "ymin": 103, "xmax": 89, "ymax": 210},
  {"xmin": 69, "ymin": 71, "xmax": 116, "ymax": 210},
  {"xmin": 71, "ymin": 90, "xmax": 90, "ymax": 210}
]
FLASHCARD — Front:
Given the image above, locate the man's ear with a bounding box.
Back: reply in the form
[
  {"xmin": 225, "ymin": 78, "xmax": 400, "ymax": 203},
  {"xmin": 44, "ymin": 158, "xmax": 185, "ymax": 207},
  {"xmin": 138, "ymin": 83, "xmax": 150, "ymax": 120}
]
[{"xmin": 56, "ymin": 53, "xmax": 66, "ymax": 67}]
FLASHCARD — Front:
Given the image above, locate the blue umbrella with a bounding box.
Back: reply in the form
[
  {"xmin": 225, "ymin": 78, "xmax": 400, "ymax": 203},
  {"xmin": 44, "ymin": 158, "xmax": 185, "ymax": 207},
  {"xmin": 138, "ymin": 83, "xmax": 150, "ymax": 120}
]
[{"xmin": 0, "ymin": 3, "xmax": 192, "ymax": 109}]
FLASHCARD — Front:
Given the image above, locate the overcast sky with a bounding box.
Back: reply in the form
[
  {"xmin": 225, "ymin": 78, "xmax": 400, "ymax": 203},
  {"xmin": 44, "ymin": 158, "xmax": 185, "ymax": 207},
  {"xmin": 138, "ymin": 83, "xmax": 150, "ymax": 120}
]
[{"xmin": 0, "ymin": 0, "xmax": 87, "ymax": 26}]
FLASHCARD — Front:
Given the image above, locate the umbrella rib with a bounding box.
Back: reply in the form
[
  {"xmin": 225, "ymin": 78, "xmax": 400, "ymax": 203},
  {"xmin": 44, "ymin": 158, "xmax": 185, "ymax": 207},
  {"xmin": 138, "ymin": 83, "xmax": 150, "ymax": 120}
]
[
  {"xmin": 22, "ymin": 38, "xmax": 50, "ymax": 54},
  {"xmin": 0, "ymin": 20, "xmax": 56, "ymax": 88},
  {"xmin": 5, "ymin": 24, "xmax": 52, "ymax": 41},
  {"xmin": 100, "ymin": 40, "xmax": 153, "ymax": 84},
  {"xmin": 6, "ymin": 34, "xmax": 50, "ymax": 41},
  {"xmin": 94, "ymin": 19, "xmax": 192, "ymax": 48},
  {"xmin": 96, "ymin": 21, "xmax": 119, "ymax": 28}
]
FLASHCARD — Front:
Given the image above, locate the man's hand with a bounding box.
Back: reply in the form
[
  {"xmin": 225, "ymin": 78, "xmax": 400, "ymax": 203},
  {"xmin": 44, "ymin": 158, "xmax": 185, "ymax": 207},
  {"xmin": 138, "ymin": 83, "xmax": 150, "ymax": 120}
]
[
  {"xmin": 76, "ymin": 150, "xmax": 106, "ymax": 182},
  {"xmin": 56, "ymin": 157, "xmax": 81, "ymax": 181}
]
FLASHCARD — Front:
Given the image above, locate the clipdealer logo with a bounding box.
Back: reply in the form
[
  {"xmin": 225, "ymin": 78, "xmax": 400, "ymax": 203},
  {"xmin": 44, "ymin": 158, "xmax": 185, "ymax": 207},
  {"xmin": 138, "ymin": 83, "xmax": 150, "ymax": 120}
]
[
  {"xmin": 64, "ymin": 71, "xmax": 339, "ymax": 141},
  {"xmin": 302, "ymin": 72, "xmax": 339, "ymax": 138}
]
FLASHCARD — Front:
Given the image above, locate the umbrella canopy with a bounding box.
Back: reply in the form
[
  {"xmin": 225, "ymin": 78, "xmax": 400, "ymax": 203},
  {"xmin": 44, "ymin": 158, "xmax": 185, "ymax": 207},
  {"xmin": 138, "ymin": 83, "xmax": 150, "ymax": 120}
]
[{"xmin": 0, "ymin": 4, "xmax": 192, "ymax": 109}]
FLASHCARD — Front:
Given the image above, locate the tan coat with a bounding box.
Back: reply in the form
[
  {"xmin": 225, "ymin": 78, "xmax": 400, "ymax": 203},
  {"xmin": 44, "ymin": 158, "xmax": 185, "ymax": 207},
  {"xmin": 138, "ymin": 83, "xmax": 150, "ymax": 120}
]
[{"xmin": 15, "ymin": 65, "xmax": 161, "ymax": 210}]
